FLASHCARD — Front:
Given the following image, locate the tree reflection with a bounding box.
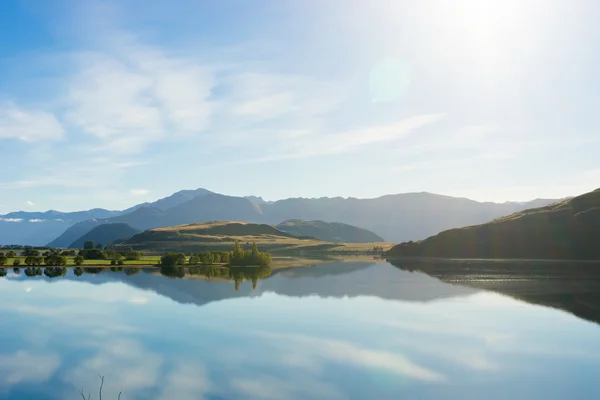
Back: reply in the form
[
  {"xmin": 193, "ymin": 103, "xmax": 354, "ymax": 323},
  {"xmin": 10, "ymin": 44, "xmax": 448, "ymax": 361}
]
[
  {"xmin": 188, "ymin": 264, "xmax": 272, "ymax": 291},
  {"xmin": 83, "ymin": 267, "xmax": 104, "ymax": 274},
  {"xmin": 43, "ymin": 267, "xmax": 67, "ymax": 278},
  {"xmin": 160, "ymin": 266, "xmax": 186, "ymax": 279},
  {"xmin": 11, "ymin": 264, "xmax": 272, "ymax": 291},
  {"xmin": 24, "ymin": 267, "xmax": 43, "ymax": 276},
  {"xmin": 124, "ymin": 267, "xmax": 141, "ymax": 276}
]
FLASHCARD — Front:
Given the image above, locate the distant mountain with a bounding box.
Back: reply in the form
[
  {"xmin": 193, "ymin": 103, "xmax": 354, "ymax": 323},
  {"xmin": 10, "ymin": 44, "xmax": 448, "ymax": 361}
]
[
  {"xmin": 49, "ymin": 192, "xmax": 559, "ymax": 246},
  {"xmin": 48, "ymin": 206, "xmax": 165, "ymax": 248},
  {"xmin": 260, "ymin": 193, "xmax": 559, "ymax": 243},
  {"xmin": 2, "ymin": 189, "xmax": 561, "ymax": 247},
  {"xmin": 245, "ymin": 196, "xmax": 271, "ymax": 205},
  {"xmin": 122, "ymin": 188, "xmax": 213, "ymax": 213},
  {"xmin": 385, "ymin": 188, "xmax": 600, "ymax": 260},
  {"xmin": 68, "ymin": 223, "xmax": 140, "ymax": 249},
  {"xmin": 276, "ymin": 219, "xmax": 384, "ymax": 243},
  {"xmin": 0, "ymin": 208, "xmax": 122, "ymax": 246}
]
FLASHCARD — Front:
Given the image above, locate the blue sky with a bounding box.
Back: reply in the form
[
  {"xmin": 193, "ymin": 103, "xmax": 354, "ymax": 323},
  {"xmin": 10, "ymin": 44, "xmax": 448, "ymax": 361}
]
[{"xmin": 1, "ymin": 0, "xmax": 599, "ymax": 213}]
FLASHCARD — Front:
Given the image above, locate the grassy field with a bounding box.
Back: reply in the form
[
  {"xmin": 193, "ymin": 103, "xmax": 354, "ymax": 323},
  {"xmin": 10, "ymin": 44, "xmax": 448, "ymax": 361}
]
[
  {"xmin": 2, "ymin": 256, "xmax": 162, "ymax": 267},
  {"xmin": 118, "ymin": 221, "xmax": 393, "ymax": 255}
]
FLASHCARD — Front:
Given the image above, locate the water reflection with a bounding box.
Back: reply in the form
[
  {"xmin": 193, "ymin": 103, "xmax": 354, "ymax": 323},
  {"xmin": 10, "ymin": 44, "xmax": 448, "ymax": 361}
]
[
  {"xmin": 388, "ymin": 259, "xmax": 600, "ymax": 325},
  {"xmin": 0, "ymin": 261, "xmax": 599, "ymax": 399}
]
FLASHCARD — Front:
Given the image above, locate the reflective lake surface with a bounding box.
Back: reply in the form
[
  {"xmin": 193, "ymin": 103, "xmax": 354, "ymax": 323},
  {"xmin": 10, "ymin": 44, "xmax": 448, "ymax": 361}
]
[{"xmin": 1, "ymin": 261, "xmax": 600, "ymax": 399}]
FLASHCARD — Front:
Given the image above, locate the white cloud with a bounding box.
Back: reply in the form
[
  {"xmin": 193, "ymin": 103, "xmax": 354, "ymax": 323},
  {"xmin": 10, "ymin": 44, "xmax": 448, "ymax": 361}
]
[
  {"xmin": 0, "ymin": 218, "xmax": 23, "ymax": 223},
  {"xmin": 0, "ymin": 351, "xmax": 61, "ymax": 385},
  {"xmin": 65, "ymin": 45, "xmax": 215, "ymax": 154},
  {"xmin": 25, "ymin": 201, "xmax": 35, "ymax": 206},
  {"xmin": 28, "ymin": 219, "xmax": 44, "ymax": 223},
  {"xmin": 0, "ymin": 103, "xmax": 64, "ymax": 142},
  {"xmin": 130, "ymin": 189, "xmax": 150, "ymax": 196}
]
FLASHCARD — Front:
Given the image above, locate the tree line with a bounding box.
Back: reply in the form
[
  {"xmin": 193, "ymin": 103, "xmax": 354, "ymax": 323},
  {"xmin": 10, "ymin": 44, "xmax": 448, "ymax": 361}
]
[{"xmin": 160, "ymin": 241, "xmax": 272, "ymax": 267}]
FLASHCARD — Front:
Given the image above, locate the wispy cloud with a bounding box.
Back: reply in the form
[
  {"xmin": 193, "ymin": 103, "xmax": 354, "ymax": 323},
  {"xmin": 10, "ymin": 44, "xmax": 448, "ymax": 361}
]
[
  {"xmin": 65, "ymin": 46, "xmax": 214, "ymax": 154},
  {"xmin": 25, "ymin": 201, "xmax": 35, "ymax": 206},
  {"xmin": 236, "ymin": 112, "xmax": 447, "ymax": 164},
  {"xmin": 0, "ymin": 102, "xmax": 65, "ymax": 142},
  {"xmin": 0, "ymin": 218, "xmax": 23, "ymax": 223}
]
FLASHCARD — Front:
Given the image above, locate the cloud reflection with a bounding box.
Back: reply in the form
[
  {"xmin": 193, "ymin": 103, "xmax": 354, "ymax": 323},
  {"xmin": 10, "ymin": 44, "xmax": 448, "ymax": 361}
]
[
  {"xmin": 0, "ymin": 351, "xmax": 60, "ymax": 385},
  {"xmin": 258, "ymin": 332, "xmax": 445, "ymax": 382}
]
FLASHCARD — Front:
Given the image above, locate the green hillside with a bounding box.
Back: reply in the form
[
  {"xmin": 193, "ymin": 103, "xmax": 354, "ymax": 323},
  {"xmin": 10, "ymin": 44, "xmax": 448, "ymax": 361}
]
[
  {"xmin": 118, "ymin": 221, "xmax": 392, "ymax": 254},
  {"xmin": 276, "ymin": 219, "xmax": 384, "ymax": 243},
  {"xmin": 386, "ymin": 188, "xmax": 600, "ymax": 260}
]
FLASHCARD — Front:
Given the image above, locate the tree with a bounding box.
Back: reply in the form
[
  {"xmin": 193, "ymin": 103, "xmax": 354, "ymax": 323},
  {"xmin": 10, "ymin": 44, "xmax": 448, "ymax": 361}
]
[
  {"xmin": 74, "ymin": 256, "xmax": 84, "ymax": 266},
  {"xmin": 6, "ymin": 250, "xmax": 16, "ymax": 258},
  {"xmin": 160, "ymin": 253, "xmax": 186, "ymax": 266},
  {"xmin": 0, "ymin": 256, "xmax": 7, "ymax": 266},
  {"xmin": 44, "ymin": 254, "xmax": 67, "ymax": 266},
  {"xmin": 84, "ymin": 240, "xmax": 95, "ymax": 250},
  {"xmin": 22, "ymin": 248, "xmax": 40, "ymax": 257},
  {"xmin": 79, "ymin": 249, "xmax": 106, "ymax": 260},
  {"xmin": 189, "ymin": 255, "xmax": 200, "ymax": 265},
  {"xmin": 13, "ymin": 259, "xmax": 21, "ymax": 267},
  {"xmin": 124, "ymin": 250, "xmax": 142, "ymax": 261},
  {"xmin": 199, "ymin": 251, "xmax": 214, "ymax": 265}
]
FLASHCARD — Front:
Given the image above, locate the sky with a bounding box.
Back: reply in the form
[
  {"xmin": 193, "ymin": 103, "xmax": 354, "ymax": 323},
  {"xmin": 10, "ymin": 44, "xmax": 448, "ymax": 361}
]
[{"xmin": 1, "ymin": 0, "xmax": 599, "ymax": 213}]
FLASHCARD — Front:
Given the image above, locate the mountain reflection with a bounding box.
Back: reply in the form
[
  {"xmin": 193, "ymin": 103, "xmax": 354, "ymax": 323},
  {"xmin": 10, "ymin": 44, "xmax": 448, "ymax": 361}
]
[
  {"xmin": 5, "ymin": 260, "xmax": 600, "ymax": 325},
  {"xmin": 388, "ymin": 259, "xmax": 600, "ymax": 325},
  {"xmin": 1, "ymin": 261, "xmax": 478, "ymax": 306}
]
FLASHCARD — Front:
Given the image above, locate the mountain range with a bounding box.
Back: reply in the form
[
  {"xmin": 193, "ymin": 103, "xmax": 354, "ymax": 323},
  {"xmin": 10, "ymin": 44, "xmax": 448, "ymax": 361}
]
[
  {"xmin": 386, "ymin": 188, "xmax": 600, "ymax": 260},
  {"xmin": 0, "ymin": 188, "xmax": 559, "ymax": 247}
]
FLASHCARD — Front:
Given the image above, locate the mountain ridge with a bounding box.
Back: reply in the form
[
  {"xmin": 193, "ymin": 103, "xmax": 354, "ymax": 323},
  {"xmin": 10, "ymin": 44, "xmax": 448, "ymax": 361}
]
[
  {"xmin": 1, "ymin": 188, "xmax": 560, "ymax": 246},
  {"xmin": 385, "ymin": 188, "xmax": 600, "ymax": 260}
]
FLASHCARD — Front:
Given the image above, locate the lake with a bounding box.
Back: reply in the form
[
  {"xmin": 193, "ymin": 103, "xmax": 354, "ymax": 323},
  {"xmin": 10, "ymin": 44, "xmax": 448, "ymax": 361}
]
[{"xmin": 1, "ymin": 260, "xmax": 599, "ymax": 400}]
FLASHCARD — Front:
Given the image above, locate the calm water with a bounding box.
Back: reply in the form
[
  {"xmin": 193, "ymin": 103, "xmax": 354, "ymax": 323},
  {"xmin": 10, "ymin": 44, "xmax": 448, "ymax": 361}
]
[{"xmin": 1, "ymin": 261, "xmax": 599, "ymax": 400}]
